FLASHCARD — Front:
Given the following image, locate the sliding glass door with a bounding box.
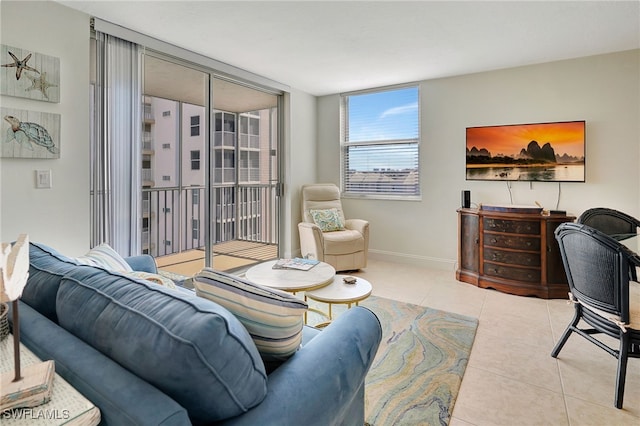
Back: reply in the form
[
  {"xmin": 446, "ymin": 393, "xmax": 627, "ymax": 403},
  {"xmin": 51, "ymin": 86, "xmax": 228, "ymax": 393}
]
[{"xmin": 142, "ymin": 53, "xmax": 281, "ymax": 276}]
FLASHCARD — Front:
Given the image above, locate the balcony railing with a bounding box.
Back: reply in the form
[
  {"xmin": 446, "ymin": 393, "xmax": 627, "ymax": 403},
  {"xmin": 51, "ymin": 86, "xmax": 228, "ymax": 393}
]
[{"xmin": 141, "ymin": 183, "xmax": 277, "ymax": 258}]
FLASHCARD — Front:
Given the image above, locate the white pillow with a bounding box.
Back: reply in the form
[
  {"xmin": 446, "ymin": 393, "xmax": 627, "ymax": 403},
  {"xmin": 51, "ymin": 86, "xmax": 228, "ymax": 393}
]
[
  {"xmin": 127, "ymin": 271, "xmax": 177, "ymax": 289},
  {"xmin": 74, "ymin": 244, "xmax": 133, "ymax": 272}
]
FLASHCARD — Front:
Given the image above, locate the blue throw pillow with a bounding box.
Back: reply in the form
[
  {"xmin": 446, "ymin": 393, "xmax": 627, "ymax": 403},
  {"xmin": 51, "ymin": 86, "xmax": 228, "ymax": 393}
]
[
  {"xmin": 56, "ymin": 265, "xmax": 268, "ymax": 423},
  {"xmin": 23, "ymin": 242, "xmax": 79, "ymax": 322}
]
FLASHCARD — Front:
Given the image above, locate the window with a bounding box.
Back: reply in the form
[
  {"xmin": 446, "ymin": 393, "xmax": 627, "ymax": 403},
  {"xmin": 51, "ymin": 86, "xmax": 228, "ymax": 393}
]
[
  {"xmin": 190, "ymin": 115, "xmax": 200, "ymax": 136},
  {"xmin": 341, "ymin": 85, "xmax": 420, "ymax": 199},
  {"xmin": 239, "ymin": 150, "xmax": 260, "ymax": 182},
  {"xmin": 192, "ymin": 219, "xmax": 199, "ymax": 240},
  {"xmin": 190, "ymin": 150, "xmax": 200, "ymax": 170},
  {"xmin": 92, "ymin": 24, "xmax": 283, "ymax": 260}
]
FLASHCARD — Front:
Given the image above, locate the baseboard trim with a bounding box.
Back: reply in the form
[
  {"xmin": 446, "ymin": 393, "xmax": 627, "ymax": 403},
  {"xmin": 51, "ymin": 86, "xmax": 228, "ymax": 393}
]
[
  {"xmin": 290, "ymin": 248, "xmax": 456, "ymax": 271},
  {"xmin": 368, "ymin": 249, "xmax": 456, "ymax": 271}
]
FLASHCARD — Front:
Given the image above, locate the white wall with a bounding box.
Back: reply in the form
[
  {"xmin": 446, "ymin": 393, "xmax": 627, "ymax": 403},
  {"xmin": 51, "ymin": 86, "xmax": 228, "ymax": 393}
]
[
  {"xmin": 0, "ymin": 1, "xmax": 90, "ymax": 255},
  {"xmin": 282, "ymin": 88, "xmax": 317, "ymax": 258},
  {"xmin": 317, "ymin": 50, "xmax": 640, "ymax": 269}
]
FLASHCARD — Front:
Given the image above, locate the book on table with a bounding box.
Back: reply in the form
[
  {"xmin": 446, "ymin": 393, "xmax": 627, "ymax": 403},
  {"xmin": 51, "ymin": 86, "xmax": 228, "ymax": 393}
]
[{"xmin": 272, "ymin": 258, "xmax": 320, "ymax": 271}]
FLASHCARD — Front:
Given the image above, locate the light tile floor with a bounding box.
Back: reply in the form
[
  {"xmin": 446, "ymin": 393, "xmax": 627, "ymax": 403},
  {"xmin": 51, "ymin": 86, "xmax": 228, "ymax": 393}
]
[{"xmin": 349, "ymin": 258, "xmax": 640, "ymax": 426}]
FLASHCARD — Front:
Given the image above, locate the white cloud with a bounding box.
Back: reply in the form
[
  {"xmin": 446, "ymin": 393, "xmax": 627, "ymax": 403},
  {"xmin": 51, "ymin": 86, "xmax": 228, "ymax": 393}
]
[{"xmin": 379, "ymin": 101, "xmax": 418, "ymax": 119}]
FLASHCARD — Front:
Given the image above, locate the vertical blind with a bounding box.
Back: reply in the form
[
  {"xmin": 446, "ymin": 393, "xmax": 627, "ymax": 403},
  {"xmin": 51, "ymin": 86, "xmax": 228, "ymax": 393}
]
[
  {"xmin": 341, "ymin": 85, "xmax": 420, "ymax": 199},
  {"xmin": 90, "ymin": 31, "xmax": 142, "ymax": 256}
]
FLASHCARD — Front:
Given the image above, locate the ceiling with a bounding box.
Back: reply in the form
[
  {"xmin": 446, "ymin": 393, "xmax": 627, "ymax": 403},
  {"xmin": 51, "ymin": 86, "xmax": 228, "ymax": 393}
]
[{"xmin": 61, "ymin": 0, "xmax": 639, "ymax": 96}]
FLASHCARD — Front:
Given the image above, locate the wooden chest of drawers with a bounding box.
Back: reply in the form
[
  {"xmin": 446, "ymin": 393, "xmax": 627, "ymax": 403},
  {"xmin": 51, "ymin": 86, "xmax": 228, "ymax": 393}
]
[{"xmin": 456, "ymin": 208, "xmax": 575, "ymax": 299}]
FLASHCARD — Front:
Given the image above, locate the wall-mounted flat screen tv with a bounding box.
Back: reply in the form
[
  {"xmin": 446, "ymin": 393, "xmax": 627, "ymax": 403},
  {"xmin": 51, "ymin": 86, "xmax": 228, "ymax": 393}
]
[{"xmin": 466, "ymin": 120, "xmax": 585, "ymax": 182}]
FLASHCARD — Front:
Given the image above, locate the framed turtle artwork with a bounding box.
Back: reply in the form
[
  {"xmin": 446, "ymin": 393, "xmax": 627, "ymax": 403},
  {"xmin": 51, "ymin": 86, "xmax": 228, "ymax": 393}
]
[
  {"xmin": 0, "ymin": 44, "xmax": 60, "ymax": 103},
  {"xmin": 1, "ymin": 108, "xmax": 61, "ymax": 159}
]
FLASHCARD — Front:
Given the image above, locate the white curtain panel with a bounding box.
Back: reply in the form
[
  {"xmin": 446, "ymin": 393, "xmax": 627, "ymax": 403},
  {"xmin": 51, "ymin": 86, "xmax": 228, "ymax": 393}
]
[{"xmin": 91, "ymin": 31, "xmax": 142, "ymax": 256}]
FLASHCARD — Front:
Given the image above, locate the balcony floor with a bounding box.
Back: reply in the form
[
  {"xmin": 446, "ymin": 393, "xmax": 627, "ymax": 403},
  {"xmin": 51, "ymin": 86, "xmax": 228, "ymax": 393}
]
[{"xmin": 155, "ymin": 240, "xmax": 278, "ymax": 277}]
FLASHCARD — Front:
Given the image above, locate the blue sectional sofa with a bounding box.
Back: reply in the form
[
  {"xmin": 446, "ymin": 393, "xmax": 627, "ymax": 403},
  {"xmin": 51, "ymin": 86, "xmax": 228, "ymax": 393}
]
[{"xmin": 11, "ymin": 242, "xmax": 382, "ymax": 425}]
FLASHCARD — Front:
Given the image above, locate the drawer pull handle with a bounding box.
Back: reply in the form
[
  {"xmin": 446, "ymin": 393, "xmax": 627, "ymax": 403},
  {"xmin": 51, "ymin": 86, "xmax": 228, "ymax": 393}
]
[{"xmin": 491, "ymin": 238, "xmax": 497, "ymax": 244}]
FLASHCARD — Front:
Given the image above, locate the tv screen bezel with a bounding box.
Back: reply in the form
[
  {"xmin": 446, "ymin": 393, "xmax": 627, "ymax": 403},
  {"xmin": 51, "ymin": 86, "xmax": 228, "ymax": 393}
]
[{"xmin": 465, "ymin": 120, "xmax": 586, "ymax": 183}]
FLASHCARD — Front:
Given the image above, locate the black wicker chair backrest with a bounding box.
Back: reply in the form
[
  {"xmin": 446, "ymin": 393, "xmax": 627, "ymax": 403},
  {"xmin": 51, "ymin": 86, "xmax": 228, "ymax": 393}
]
[
  {"xmin": 577, "ymin": 207, "xmax": 640, "ymax": 236},
  {"xmin": 554, "ymin": 222, "xmax": 631, "ymax": 321}
]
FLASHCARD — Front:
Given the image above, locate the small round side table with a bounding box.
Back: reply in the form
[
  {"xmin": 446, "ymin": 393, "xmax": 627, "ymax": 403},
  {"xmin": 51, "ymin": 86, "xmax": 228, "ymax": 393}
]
[
  {"xmin": 305, "ymin": 275, "xmax": 373, "ymax": 327},
  {"xmin": 245, "ymin": 259, "xmax": 335, "ymax": 293}
]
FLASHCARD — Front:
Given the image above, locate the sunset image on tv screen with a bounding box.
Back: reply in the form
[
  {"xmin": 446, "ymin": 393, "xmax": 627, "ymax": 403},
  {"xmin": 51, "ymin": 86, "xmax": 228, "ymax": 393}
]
[{"xmin": 466, "ymin": 121, "xmax": 585, "ymax": 182}]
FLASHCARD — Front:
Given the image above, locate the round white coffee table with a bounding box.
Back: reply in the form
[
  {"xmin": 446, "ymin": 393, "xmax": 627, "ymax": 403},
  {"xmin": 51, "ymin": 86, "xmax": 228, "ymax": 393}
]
[
  {"xmin": 245, "ymin": 259, "xmax": 335, "ymax": 292},
  {"xmin": 305, "ymin": 275, "xmax": 373, "ymax": 327}
]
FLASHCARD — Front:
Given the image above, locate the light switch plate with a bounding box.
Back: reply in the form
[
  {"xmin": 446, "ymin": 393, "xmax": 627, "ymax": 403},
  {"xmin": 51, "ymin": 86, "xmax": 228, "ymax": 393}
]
[{"xmin": 35, "ymin": 170, "xmax": 52, "ymax": 188}]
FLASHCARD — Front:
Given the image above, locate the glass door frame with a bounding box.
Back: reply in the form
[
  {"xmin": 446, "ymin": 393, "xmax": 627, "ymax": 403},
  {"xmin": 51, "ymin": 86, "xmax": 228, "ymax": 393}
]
[{"xmin": 143, "ymin": 50, "xmax": 284, "ymax": 271}]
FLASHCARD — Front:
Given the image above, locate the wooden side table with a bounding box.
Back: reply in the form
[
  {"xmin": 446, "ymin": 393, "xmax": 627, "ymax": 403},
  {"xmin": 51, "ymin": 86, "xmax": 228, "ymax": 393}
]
[
  {"xmin": 305, "ymin": 275, "xmax": 373, "ymax": 327},
  {"xmin": 0, "ymin": 335, "xmax": 100, "ymax": 425}
]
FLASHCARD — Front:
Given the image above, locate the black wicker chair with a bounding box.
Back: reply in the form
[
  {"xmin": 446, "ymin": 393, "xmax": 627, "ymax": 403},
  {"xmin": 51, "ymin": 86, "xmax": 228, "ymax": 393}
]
[
  {"xmin": 577, "ymin": 207, "xmax": 640, "ymax": 238},
  {"xmin": 552, "ymin": 222, "xmax": 640, "ymax": 409}
]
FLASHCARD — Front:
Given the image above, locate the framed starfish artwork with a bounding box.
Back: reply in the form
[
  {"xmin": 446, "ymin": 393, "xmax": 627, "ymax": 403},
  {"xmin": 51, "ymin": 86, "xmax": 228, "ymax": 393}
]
[
  {"xmin": 1, "ymin": 107, "xmax": 61, "ymax": 159},
  {"xmin": 0, "ymin": 44, "xmax": 60, "ymax": 103}
]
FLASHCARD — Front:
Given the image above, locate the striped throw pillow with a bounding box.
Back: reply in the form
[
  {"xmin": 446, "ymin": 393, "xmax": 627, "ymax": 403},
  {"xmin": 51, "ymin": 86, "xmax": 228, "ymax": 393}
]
[
  {"xmin": 74, "ymin": 244, "xmax": 133, "ymax": 272},
  {"xmin": 193, "ymin": 268, "xmax": 308, "ymax": 362}
]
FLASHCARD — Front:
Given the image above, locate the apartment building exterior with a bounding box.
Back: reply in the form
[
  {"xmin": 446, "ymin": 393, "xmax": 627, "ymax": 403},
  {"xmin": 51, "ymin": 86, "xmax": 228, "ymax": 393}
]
[{"xmin": 141, "ymin": 95, "xmax": 276, "ymax": 258}]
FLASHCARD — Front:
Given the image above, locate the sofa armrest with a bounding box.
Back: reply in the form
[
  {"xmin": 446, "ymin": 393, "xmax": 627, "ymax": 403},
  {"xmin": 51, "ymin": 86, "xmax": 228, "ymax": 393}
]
[
  {"xmin": 219, "ymin": 306, "xmax": 382, "ymax": 426},
  {"xmin": 298, "ymin": 222, "xmax": 325, "ymax": 261},
  {"xmin": 12, "ymin": 301, "xmax": 190, "ymax": 426},
  {"xmin": 125, "ymin": 254, "xmax": 158, "ymax": 273}
]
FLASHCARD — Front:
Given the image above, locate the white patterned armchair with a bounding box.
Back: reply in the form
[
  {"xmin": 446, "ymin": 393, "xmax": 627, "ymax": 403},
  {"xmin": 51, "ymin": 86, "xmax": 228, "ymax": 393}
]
[{"xmin": 298, "ymin": 183, "xmax": 369, "ymax": 271}]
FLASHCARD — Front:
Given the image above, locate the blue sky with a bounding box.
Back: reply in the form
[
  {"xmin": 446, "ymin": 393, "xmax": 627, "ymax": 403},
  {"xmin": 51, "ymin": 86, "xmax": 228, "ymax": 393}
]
[
  {"xmin": 348, "ymin": 86, "xmax": 418, "ymax": 142},
  {"xmin": 347, "ymin": 87, "xmax": 419, "ymax": 171}
]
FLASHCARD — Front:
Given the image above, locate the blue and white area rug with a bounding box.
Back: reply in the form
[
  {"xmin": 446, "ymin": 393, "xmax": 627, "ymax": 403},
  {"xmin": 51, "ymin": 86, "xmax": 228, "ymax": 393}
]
[{"xmin": 359, "ymin": 296, "xmax": 478, "ymax": 426}]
